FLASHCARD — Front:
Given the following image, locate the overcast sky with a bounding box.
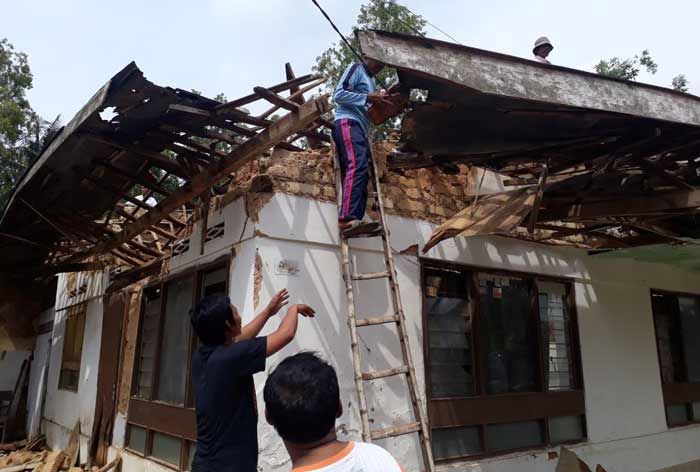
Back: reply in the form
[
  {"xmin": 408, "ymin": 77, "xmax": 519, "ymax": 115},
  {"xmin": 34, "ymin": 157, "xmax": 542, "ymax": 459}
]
[{"xmin": 2, "ymin": 0, "xmax": 698, "ymax": 123}]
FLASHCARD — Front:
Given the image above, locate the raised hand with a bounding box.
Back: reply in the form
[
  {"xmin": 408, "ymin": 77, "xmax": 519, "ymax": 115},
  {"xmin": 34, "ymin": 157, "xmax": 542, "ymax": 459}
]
[
  {"xmin": 292, "ymin": 304, "xmax": 316, "ymax": 318},
  {"xmin": 266, "ymin": 289, "xmax": 290, "ymax": 316}
]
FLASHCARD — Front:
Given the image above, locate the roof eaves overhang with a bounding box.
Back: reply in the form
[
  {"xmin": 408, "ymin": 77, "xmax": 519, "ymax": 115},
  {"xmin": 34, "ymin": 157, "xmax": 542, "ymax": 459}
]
[
  {"xmin": 359, "ymin": 30, "xmax": 700, "ymax": 127},
  {"xmin": 358, "ymin": 30, "xmax": 700, "ymax": 266}
]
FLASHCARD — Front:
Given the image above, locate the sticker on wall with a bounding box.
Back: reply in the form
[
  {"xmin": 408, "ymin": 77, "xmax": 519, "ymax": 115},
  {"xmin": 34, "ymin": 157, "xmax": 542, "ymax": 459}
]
[
  {"xmin": 275, "ymin": 259, "xmax": 299, "ymax": 276},
  {"xmin": 493, "ymin": 287, "xmax": 503, "ymax": 299}
]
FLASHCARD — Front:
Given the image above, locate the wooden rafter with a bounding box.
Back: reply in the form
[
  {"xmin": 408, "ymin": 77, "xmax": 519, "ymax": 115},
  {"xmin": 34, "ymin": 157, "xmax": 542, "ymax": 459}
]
[
  {"xmin": 541, "ymin": 188, "xmax": 700, "ymax": 221},
  {"xmin": 253, "ymin": 86, "xmax": 300, "ymax": 112},
  {"xmin": 83, "ymin": 133, "xmax": 189, "ymax": 179},
  {"xmin": 215, "ymin": 74, "xmax": 321, "ymax": 113},
  {"xmin": 63, "ymin": 95, "xmax": 328, "ymax": 264}
]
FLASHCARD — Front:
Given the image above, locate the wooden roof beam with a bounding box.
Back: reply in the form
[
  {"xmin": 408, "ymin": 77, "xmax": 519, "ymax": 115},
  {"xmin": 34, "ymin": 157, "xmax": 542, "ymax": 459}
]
[
  {"xmin": 541, "ymin": 188, "xmax": 700, "ymax": 221},
  {"xmin": 216, "ymin": 74, "xmax": 321, "ymax": 113},
  {"xmin": 83, "ymin": 133, "xmax": 189, "ymax": 180},
  {"xmin": 259, "ymin": 77, "xmax": 326, "ymax": 120},
  {"xmin": 66, "ymin": 95, "xmax": 329, "ymax": 263},
  {"xmin": 113, "ymin": 207, "xmax": 177, "ymax": 241},
  {"xmin": 253, "ymin": 86, "xmax": 300, "ymax": 112},
  {"xmin": 97, "ymin": 161, "xmax": 173, "ymax": 196},
  {"xmin": 635, "ymin": 157, "xmax": 695, "ymax": 190}
]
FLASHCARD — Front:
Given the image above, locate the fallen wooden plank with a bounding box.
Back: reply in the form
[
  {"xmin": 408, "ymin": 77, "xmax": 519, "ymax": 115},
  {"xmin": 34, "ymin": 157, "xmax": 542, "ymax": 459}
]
[
  {"xmin": 95, "ymin": 452, "xmax": 120, "ymax": 472},
  {"xmin": 0, "ymin": 460, "xmax": 43, "ymax": 472},
  {"xmin": 62, "ymin": 421, "xmax": 80, "ymax": 470},
  {"xmin": 0, "ymin": 440, "xmax": 26, "ymax": 452}
]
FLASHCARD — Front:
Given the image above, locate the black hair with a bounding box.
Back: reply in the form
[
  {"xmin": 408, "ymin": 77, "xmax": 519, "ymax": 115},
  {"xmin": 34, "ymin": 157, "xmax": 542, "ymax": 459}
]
[
  {"xmin": 190, "ymin": 293, "xmax": 234, "ymax": 346},
  {"xmin": 264, "ymin": 352, "xmax": 340, "ymax": 443}
]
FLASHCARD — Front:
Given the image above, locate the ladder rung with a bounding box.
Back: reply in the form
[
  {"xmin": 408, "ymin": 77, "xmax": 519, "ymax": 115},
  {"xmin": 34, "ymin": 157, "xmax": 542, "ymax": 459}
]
[
  {"xmin": 355, "ymin": 315, "xmax": 399, "ymax": 327},
  {"xmin": 352, "ymin": 271, "xmax": 390, "ymax": 281},
  {"xmin": 362, "ymin": 366, "xmax": 409, "ymax": 381},
  {"xmin": 344, "ymin": 228, "xmax": 384, "ymax": 239},
  {"xmin": 368, "ymin": 191, "xmax": 378, "ymax": 198},
  {"xmin": 371, "ymin": 422, "xmax": 421, "ymax": 440}
]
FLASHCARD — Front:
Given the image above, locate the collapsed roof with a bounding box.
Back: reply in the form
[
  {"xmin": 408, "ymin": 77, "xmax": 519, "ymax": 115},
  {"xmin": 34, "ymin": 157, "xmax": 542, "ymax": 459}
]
[
  {"xmin": 359, "ymin": 30, "xmax": 700, "ymax": 256},
  {"xmin": 0, "ymin": 62, "xmax": 330, "ymax": 280}
]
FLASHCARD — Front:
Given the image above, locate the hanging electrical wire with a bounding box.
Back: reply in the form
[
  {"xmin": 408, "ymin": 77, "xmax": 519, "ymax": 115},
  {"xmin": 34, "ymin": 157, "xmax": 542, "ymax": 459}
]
[{"xmin": 311, "ymin": 0, "xmax": 366, "ymax": 65}]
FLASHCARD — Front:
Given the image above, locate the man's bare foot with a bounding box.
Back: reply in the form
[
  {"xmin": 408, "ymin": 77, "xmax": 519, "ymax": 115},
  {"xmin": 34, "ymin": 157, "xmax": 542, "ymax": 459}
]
[{"xmin": 339, "ymin": 219, "xmax": 359, "ymax": 231}]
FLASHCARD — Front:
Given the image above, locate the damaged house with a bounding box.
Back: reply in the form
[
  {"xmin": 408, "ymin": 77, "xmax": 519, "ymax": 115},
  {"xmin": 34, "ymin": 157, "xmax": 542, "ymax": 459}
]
[{"xmin": 1, "ymin": 30, "xmax": 700, "ymax": 472}]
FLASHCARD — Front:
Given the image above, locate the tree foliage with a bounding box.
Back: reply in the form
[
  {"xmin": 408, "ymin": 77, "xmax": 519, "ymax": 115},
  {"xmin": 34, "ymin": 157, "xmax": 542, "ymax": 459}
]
[
  {"xmin": 594, "ymin": 49, "xmax": 658, "ymax": 80},
  {"xmin": 313, "ymin": 0, "xmax": 426, "ymax": 93},
  {"xmin": 595, "ymin": 49, "xmax": 690, "ymax": 92},
  {"xmin": 672, "ymin": 74, "xmax": 689, "ymax": 93},
  {"xmin": 0, "ymin": 38, "xmax": 58, "ymax": 210}
]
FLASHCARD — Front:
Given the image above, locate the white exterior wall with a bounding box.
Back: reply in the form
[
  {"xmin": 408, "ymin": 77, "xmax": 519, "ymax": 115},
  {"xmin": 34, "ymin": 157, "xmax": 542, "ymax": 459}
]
[
  {"xmin": 115, "ymin": 192, "xmax": 700, "ymax": 472},
  {"xmin": 26, "ymin": 307, "xmax": 54, "ymax": 438},
  {"xmin": 41, "ymin": 296, "xmax": 104, "ymax": 464}
]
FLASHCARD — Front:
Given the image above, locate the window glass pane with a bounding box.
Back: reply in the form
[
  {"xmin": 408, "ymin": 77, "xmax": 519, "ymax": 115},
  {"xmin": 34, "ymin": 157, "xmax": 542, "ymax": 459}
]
[
  {"xmin": 549, "ymin": 415, "xmax": 585, "ymax": 443},
  {"xmin": 692, "ymin": 402, "xmax": 700, "ymax": 422},
  {"xmin": 135, "ymin": 288, "xmax": 162, "ymax": 399},
  {"xmin": 151, "ymin": 432, "xmax": 182, "ymax": 468},
  {"xmin": 667, "ymin": 403, "xmax": 690, "ymax": 426},
  {"xmin": 486, "ymin": 420, "xmax": 544, "ymax": 452},
  {"xmin": 427, "ymin": 297, "xmax": 473, "ymax": 397},
  {"xmin": 156, "ymin": 276, "xmax": 194, "ymax": 404},
  {"xmin": 478, "ymin": 275, "xmax": 538, "ymax": 394},
  {"xmin": 432, "ymin": 426, "xmax": 481, "ymax": 460},
  {"xmin": 201, "ymin": 268, "xmax": 227, "ymax": 298},
  {"xmin": 678, "ymin": 296, "xmax": 700, "ymax": 382},
  {"xmin": 652, "ymin": 293, "xmax": 685, "ymax": 383},
  {"xmin": 425, "ymin": 268, "xmax": 474, "ymax": 398},
  {"xmin": 59, "ymin": 304, "xmax": 86, "ymax": 391},
  {"xmin": 539, "ymin": 282, "xmax": 575, "ymax": 391},
  {"xmin": 127, "ymin": 425, "xmax": 147, "ymax": 454}
]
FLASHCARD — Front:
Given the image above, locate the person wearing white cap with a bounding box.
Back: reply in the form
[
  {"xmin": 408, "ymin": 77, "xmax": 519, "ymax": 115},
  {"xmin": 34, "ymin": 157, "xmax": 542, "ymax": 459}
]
[{"xmin": 533, "ymin": 36, "xmax": 553, "ymax": 64}]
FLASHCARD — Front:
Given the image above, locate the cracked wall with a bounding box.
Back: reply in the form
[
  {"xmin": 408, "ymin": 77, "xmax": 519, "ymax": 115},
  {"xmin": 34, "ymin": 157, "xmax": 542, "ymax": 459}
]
[{"xmin": 221, "ymin": 142, "xmax": 476, "ymax": 225}]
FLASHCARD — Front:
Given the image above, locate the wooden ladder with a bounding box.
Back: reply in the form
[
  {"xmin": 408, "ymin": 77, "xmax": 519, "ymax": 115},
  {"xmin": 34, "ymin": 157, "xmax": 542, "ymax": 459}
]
[{"xmin": 337, "ymin": 150, "xmax": 435, "ymax": 472}]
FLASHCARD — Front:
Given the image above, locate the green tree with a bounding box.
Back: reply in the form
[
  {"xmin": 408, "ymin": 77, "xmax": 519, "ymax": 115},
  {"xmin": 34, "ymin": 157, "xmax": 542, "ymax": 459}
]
[
  {"xmin": 0, "ymin": 38, "xmax": 47, "ymax": 209},
  {"xmin": 672, "ymin": 74, "xmax": 689, "ymax": 93},
  {"xmin": 314, "ymin": 0, "xmax": 426, "ymax": 94},
  {"xmin": 594, "ymin": 49, "xmax": 658, "ymax": 80}
]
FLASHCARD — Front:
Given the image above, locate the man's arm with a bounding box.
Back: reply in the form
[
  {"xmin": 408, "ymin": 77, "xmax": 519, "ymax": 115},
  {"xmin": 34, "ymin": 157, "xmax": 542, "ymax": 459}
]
[
  {"xmin": 237, "ymin": 289, "xmax": 289, "ymax": 341},
  {"xmin": 334, "ymin": 65, "xmax": 368, "ymax": 107},
  {"xmin": 266, "ymin": 304, "xmax": 316, "ymax": 356}
]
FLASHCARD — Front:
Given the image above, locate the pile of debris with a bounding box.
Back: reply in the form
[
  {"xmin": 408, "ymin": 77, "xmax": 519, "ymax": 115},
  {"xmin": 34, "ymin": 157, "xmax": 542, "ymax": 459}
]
[{"xmin": 0, "ymin": 436, "xmax": 119, "ymax": 472}]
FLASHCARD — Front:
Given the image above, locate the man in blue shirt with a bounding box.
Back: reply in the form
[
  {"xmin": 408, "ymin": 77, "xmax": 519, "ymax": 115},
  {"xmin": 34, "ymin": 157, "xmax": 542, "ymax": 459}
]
[
  {"xmin": 333, "ymin": 57, "xmax": 388, "ymax": 236},
  {"xmin": 189, "ymin": 289, "xmax": 316, "ymax": 471}
]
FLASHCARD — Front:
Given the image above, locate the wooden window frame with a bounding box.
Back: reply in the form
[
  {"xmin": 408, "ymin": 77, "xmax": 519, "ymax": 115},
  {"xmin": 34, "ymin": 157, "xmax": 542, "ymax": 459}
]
[
  {"xmin": 126, "ymin": 255, "xmax": 230, "ymax": 471},
  {"xmin": 58, "ymin": 303, "xmax": 88, "ymax": 392},
  {"xmin": 650, "ymin": 289, "xmax": 700, "ymax": 428},
  {"xmin": 421, "ymin": 259, "xmax": 586, "ymax": 462}
]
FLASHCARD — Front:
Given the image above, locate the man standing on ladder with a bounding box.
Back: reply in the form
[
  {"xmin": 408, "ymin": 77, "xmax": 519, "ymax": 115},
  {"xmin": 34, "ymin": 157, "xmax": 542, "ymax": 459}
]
[{"xmin": 332, "ymin": 56, "xmax": 389, "ymax": 237}]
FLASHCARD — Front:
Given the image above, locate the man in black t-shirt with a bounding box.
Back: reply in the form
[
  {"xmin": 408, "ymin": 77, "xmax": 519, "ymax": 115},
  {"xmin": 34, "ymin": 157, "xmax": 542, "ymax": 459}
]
[{"xmin": 190, "ymin": 289, "xmax": 316, "ymax": 472}]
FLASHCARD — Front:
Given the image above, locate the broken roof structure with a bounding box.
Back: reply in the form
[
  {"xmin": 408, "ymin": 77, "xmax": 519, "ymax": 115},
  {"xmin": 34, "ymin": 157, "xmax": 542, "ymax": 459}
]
[
  {"xmin": 0, "ymin": 62, "xmax": 330, "ymax": 280},
  {"xmin": 359, "ymin": 30, "xmax": 700, "ymax": 259}
]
